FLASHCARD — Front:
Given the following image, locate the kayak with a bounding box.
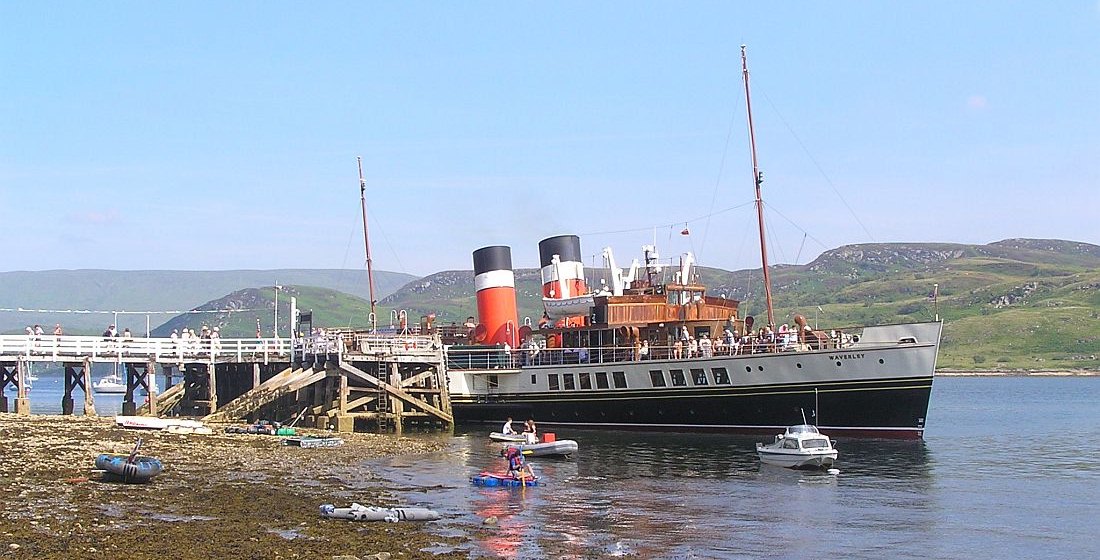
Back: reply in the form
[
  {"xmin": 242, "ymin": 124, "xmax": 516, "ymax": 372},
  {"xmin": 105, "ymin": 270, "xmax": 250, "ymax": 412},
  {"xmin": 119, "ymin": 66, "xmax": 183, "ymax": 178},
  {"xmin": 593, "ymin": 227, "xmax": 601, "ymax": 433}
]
[
  {"xmin": 94, "ymin": 453, "xmax": 163, "ymax": 483},
  {"xmin": 471, "ymin": 471, "xmax": 539, "ymax": 487},
  {"xmin": 319, "ymin": 503, "xmax": 440, "ymax": 522},
  {"xmin": 225, "ymin": 423, "xmax": 295, "ymax": 435},
  {"xmin": 282, "ymin": 436, "xmax": 344, "ymax": 448},
  {"xmin": 512, "ymin": 439, "xmax": 578, "ymax": 458},
  {"xmin": 115, "ymin": 416, "xmax": 206, "ymax": 431},
  {"xmin": 166, "ymin": 424, "xmax": 213, "ymax": 435}
]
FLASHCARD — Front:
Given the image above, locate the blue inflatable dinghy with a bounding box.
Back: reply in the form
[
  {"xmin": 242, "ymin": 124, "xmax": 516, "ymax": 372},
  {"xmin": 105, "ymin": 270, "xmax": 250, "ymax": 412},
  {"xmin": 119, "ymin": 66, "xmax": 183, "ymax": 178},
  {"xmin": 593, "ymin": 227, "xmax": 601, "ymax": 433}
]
[
  {"xmin": 95, "ymin": 437, "xmax": 162, "ymax": 483},
  {"xmin": 95, "ymin": 454, "xmax": 163, "ymax": 483},
  {"xmin": 471, "ymin": 471, "xmax": 539, "ymax": 487}
]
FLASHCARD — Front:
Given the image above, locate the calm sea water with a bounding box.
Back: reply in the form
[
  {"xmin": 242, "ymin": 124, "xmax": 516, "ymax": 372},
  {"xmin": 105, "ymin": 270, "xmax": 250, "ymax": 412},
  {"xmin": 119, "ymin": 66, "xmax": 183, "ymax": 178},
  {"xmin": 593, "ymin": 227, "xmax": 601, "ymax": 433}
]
[
  {"xmin": 364, "ymin": 376, "xmax": 1100, "ymax": 559},
  {"xmin": 10, "ymin": 375, "xmax": 1100, "ymax": 558}
]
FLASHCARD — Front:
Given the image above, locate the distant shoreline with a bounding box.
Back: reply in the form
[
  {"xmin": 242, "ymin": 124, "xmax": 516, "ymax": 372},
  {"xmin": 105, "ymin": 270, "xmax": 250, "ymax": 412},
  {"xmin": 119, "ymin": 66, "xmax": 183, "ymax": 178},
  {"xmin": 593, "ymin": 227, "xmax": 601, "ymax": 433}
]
[{"xmin": 937, "ymin": 369, "xmax": 1099, "ymax": 377}]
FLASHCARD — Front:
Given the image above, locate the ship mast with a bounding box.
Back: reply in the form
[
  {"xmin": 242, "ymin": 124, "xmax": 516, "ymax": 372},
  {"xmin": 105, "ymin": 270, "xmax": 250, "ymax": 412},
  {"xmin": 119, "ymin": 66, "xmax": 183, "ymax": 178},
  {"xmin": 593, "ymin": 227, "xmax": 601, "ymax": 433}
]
[
  {"xmin": 741, "ymin": 44, "xmax": 776, "ymax": 329},
  {"xmin": 357, "ymin": 156, "xmax": 378, "ymax": 318}
]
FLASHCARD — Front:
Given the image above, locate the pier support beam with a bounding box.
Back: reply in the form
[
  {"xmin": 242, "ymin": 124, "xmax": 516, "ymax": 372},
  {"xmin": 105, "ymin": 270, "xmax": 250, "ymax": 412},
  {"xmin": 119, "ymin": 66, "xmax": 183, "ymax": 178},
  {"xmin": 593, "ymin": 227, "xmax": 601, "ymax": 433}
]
[
  {"xmin": 0, "ymin": 363, "xmax": 15, "ymax": 413},
  {"xmin": 14, "ymin": 359, "xmax": 30, "ymax": 415},
  {"xmin": 388, "ymin": 363, "xmax": 404, "ymax": 436},
  {"xmin": 208, "ymin": 362, "xmax": 219, "ymax": 416},
  {"xmin": 83, "ymin": 358, "xmax": 96, "ymax": 416},
  {"xmin": 122, "ymin": 363, "xmax": 137, "ymax": 416},
  {"xmin": 61, "ymin": 361, "xmax": 94, "ymax": 415}
]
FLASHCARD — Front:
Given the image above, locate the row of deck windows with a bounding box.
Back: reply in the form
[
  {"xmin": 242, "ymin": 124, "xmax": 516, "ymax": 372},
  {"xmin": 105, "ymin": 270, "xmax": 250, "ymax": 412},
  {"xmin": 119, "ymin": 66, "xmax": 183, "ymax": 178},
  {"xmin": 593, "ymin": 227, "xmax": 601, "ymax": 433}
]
[{"xmin": 545, "ymin": 367, "xmax": 732, "ymax": 391}]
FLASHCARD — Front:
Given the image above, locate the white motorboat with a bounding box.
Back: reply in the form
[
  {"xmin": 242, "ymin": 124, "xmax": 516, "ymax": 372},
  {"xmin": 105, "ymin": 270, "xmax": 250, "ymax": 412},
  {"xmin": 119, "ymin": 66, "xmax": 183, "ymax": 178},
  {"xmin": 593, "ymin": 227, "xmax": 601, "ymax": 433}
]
[
  {"xmin": 93, "ymin": 373, "xmax": 126, "ymax": 394},
  {"xmin": 756, "ymin": 423, "xmax": 838, "ymax": 469}
]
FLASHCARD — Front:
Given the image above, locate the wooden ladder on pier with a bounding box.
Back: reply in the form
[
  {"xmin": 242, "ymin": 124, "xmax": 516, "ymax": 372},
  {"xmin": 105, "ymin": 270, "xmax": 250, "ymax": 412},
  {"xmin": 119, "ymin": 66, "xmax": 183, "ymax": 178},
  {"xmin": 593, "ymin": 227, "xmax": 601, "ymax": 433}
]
[
  {"xmin": 376, "ymin": 386, "xmax": 391, "ymax": 432},
  {"xmin": 203, "ymin": 366, "xmax": 325, "ymax": 423}
]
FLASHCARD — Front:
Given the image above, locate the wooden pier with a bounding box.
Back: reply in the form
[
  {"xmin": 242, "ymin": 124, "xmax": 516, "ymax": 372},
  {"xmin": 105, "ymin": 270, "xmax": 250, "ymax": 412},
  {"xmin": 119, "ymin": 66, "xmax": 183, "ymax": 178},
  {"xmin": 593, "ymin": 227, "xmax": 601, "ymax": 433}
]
[{"xmin": 0, "ymin": 332, "xmax": 452, "ymax": 434}]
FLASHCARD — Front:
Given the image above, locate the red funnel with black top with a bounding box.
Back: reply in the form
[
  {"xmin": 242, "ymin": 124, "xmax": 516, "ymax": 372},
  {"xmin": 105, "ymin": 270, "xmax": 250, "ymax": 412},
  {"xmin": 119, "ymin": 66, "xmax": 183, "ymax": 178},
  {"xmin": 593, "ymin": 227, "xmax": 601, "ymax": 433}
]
[{"xmin": 472, "ymin": 245, "xmax": 518, "ymax": 347}]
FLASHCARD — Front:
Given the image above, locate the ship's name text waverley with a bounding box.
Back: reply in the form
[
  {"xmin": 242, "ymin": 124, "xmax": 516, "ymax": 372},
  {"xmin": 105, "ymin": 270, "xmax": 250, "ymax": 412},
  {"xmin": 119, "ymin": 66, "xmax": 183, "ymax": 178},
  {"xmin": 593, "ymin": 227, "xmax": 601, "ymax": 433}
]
[{"xmin": 827, "ymin": 353, "xmax": 865, "ymax": 361}]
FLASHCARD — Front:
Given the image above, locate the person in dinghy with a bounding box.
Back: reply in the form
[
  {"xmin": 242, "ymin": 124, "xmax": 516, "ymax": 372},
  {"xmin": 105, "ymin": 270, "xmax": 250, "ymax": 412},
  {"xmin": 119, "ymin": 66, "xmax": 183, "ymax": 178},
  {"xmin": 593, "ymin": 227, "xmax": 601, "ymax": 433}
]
[
  {"xmin": 502, "ymin": 446, "xmax": 535, "ymax": 480},
  {"xmin": 522, "ymin": 418, "xmax": 538, "ymax": 444}
]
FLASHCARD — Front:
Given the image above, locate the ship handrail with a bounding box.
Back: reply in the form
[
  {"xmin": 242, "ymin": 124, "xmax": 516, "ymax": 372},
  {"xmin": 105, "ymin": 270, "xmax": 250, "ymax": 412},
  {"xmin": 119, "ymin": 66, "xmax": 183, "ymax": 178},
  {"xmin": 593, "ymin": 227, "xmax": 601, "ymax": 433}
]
[{"xmin": 441, "ymin": 332, "xmax": 896, "ymax": 371}]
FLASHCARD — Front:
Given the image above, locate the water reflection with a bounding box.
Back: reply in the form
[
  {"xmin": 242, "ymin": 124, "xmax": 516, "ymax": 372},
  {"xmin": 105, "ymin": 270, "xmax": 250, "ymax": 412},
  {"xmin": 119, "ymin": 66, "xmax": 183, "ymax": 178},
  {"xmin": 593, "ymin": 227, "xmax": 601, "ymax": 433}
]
[{"xmin": 363, "ymin": 426, "xmax": 937, "ymax": 558}]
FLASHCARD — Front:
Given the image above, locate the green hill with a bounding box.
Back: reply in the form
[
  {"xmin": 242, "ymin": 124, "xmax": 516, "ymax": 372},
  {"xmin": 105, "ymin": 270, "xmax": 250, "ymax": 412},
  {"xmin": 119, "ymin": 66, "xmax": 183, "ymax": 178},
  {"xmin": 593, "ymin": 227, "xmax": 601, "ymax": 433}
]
[
  {"xmin": 151, "ymin": 285, "xmax": 380, "ymax": 338},
  {"xmin": 0, "ymin": 269, "xmax": 415, "ymax": 335}
]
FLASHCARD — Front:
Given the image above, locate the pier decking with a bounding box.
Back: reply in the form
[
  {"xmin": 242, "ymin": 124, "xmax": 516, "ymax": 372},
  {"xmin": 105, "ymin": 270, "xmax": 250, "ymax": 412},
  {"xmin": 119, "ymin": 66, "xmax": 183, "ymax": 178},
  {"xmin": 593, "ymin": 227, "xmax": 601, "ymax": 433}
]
[{"xmin": 0, "ymin": 332, "xmax": 452, "ymax": 433}]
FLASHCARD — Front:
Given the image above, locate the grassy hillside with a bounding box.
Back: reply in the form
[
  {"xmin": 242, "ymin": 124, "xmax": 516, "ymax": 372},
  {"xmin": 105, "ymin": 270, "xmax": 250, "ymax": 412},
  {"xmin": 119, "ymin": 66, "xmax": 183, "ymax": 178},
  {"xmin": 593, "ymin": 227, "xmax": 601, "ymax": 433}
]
[
  {"xmin": 0, "ymin": 269, "xmax": 415, "ymax": 335},
  {"xmin": 151, "ymin": 285, "xmax": 380, "ymax": 338}
]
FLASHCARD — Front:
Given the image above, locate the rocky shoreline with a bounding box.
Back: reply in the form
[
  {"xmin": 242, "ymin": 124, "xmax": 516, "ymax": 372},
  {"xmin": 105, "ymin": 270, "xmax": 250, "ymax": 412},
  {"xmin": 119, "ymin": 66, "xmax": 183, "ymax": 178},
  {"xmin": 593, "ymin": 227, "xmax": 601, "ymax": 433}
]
[
  {"xmin": 936, "ymin": 369, "xmax": 1099, "ymax": 376},
  {"xmin": 0, "ymin": 415, "xmax": 467, "ymax": 560}
]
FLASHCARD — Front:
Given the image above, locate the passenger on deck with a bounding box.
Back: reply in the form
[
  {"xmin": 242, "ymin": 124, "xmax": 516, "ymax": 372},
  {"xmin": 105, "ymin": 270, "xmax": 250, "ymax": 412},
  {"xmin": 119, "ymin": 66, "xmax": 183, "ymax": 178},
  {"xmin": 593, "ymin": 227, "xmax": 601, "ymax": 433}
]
[
  {"xmin": 502, "ymin": 417, "xmax": 516, "ymax": 435},
  {"xmin": 722, "ymin": 328, "xmax": 735, "ymax": 354},
  {"xmin": 639, "ymin": 340, "xmax": 650, "ymax": 360},
  {"xmin": 699, "ymin": 334, "xmax": 712, "ymax": 357}
]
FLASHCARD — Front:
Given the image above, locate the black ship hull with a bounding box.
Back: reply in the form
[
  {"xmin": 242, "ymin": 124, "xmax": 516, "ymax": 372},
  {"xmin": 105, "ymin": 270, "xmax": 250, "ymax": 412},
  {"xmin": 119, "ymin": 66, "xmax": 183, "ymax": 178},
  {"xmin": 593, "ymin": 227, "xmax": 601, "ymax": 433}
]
[{"xmin": 452, "ymin": 374, "xmax": 932, "ymax": 439}]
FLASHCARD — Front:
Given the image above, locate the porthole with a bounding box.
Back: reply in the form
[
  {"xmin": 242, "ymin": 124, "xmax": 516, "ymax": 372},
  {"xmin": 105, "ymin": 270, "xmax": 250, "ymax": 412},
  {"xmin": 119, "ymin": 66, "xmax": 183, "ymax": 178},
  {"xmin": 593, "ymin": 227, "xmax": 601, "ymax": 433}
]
[
  {"xmin": 796, "ymin": 363, "xmax": 802, "ymax": 369},
  {"xmin": 745, "ymin": 366, "xmax": 752, "ymax": 373},
  {"xmin": 757, "ymin": 365, "xmax": 764, "ymax": 371},
  {"xmin": 878, "ymin": 359, "xmax": 884, "ymax": 364},
  {"xmin": 836, "ymin": 361, "xmax": 842, "ymax": 367}
]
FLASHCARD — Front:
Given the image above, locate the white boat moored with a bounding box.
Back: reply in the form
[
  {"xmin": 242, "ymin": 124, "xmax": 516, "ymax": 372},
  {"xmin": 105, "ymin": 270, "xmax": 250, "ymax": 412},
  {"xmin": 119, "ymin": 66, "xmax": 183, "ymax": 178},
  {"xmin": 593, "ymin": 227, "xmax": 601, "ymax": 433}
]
[
  {"xmin": 93, "ymin": 373, "xmax": 126, "ymax": 394},
  {"xmin": 756, "ymin": 424, "xmax": 838, "ymax": 470}
]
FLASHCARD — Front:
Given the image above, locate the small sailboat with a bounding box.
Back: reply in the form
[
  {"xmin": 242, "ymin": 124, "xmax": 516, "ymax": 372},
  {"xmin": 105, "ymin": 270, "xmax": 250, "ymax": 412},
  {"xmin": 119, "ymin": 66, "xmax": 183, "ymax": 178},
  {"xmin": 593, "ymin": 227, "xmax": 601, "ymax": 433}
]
[{"xmin": 93, "ymin": 365, "xmax": 126, "ymax": 394}]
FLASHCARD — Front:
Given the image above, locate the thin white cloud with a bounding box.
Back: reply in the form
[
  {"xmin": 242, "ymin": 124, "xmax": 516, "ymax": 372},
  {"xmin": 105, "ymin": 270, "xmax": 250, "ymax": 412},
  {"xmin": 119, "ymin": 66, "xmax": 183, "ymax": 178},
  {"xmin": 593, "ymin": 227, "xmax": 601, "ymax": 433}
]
[
  {"xmin": 70, "ymin": 209, "xmax": 121, "ymax": 225},
  {"xmin": 966, "ymin": 95, "xmax": 988, "ymax": 110}
]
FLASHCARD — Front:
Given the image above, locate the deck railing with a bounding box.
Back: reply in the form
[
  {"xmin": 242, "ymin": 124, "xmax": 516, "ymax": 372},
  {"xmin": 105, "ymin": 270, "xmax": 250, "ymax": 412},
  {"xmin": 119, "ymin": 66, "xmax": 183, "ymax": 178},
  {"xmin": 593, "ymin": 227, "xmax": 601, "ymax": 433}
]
[
  {"xmin": 443, "ymin": 335, "xmax": 859, "ymax": 371},
  {"xmin": 0, "ymin": 335, "xmax": 292, "ymax": 363}
]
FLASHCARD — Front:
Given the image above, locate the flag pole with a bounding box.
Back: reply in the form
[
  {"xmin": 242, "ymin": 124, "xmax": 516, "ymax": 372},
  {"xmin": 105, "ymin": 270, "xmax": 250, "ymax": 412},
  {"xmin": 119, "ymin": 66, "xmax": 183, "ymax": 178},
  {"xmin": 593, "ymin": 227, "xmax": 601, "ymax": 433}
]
[{"xmin": 933, "ymin": 283, "xmax": 939, "ymax": 321}]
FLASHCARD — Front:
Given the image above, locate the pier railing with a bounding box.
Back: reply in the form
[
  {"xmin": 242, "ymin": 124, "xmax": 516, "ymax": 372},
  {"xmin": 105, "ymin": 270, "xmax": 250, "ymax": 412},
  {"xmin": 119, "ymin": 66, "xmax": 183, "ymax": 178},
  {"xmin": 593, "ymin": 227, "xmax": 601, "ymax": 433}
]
[{"xmin": 0, "ymin": 334, "xmax": 292, "ymax": 364}]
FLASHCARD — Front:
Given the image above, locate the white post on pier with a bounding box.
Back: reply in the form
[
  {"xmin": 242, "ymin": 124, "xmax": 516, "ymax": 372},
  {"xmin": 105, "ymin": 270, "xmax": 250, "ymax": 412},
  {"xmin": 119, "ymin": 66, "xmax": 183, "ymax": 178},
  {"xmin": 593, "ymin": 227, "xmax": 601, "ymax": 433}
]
[
  {"xmin": 273, "ymin": 284, "xmax": 282, "ymax": 338},
  {"xmin": 290, "ymin": 296, "xmax": 297, "ymax": 361}
]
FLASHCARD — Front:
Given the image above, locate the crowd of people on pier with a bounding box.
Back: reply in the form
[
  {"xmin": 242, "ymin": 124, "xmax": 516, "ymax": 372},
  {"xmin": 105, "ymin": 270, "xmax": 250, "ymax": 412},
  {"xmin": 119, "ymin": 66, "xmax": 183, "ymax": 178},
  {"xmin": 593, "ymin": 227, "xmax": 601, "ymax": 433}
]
[{"xmin": 168, "ymin": 325, "xmax": 222, "ymax": 354}]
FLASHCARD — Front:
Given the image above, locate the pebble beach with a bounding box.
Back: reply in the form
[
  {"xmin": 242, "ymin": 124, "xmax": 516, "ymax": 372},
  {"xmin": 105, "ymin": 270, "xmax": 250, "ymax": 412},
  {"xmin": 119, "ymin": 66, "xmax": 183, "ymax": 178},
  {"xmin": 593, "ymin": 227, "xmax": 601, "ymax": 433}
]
[{"xmin": 0, "ymin": 414, "xmax": 468, "ymax": 560}]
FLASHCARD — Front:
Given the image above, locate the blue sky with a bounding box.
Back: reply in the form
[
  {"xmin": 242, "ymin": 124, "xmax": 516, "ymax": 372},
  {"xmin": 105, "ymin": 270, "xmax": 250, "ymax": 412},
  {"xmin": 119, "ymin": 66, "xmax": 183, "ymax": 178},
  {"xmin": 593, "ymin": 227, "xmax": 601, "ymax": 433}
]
[{"xmin": 2, "ymin": 1, "xmax": 1098, "ymax": 277}]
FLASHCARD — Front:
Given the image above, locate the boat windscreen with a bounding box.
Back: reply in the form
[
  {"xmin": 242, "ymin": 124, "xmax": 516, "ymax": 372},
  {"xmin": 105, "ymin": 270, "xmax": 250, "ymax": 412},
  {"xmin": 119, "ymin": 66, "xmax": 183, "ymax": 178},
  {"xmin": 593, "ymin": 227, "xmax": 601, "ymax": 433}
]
[
  {"xmin": 787, "ymin": 424, "xmax": 820, "ymax": 435},
  {"xmin": 801, "ymin": 438, "xmax": 830, "ymax": 449}
]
